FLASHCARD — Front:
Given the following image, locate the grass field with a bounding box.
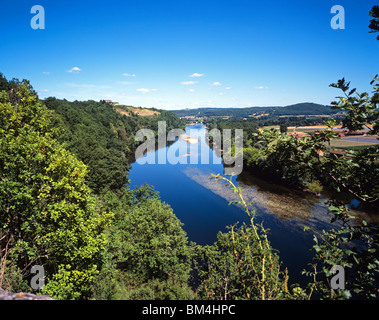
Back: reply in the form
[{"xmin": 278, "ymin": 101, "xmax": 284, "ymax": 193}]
[
  {"xmin": 115, "ymin": 106, "xmax": 160, "ymax": 117},
  {"xmin": 328, "ymin": 137, "xmax": 378, "ymax": 149}
]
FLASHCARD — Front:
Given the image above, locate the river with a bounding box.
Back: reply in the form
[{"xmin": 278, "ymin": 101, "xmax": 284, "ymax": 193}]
[{"xmin": 128, "ymin": 124, "xmax": 378, "ymax": 286}]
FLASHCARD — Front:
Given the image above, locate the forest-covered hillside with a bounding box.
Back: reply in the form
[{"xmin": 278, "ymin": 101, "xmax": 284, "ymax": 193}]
[
  {"xmin": 0, "ymin": 73, "xmax": 192, "ymax": 299},
  {"xmin": 173, "ymin": 103, "xmax": 340, "ymax": 118},
  {"xmin": 43, "ymin": 97, "xmax": 184, "ymax": 193}
]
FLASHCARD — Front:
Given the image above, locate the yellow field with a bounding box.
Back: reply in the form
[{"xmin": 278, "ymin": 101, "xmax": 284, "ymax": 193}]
[
  {"xmin": 116, "ymin": 106, "xmax": 160, "ymax": 117},
  {"xmin": 329, "ymin": 139, "xmax": 377, "ymax": 148},
  {"xmin": 262, "ymin": 125, "xmax": 280, "ymax": 130}
]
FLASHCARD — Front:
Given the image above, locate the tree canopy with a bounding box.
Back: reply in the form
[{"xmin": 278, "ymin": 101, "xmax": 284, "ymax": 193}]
[
  {"xmin": 369, "ymin": 5, "xmax": 379, "ymax": 40},
  {"xmin": 0, "ymin": 75, "xmax": 111, "ymax": 299}
]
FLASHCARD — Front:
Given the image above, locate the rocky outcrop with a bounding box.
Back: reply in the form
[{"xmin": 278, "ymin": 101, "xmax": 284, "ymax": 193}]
[{"xmin": 0, "ymin": 288, "xmax": 54, "ymax": 300}]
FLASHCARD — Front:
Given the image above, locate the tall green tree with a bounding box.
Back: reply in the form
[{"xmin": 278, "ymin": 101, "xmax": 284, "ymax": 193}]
[
  {"xmin": 369, "ymin": 5, "xmax": 379, "ymax": 40},
  {"xmin": 0, "ymin": 76, "xmax": 111, "ymax": 299},
  {"xmin": 95, "ymin": 185, "xmax": 193, "ymax": 300},
  {"xmin": 303, "ymin": 76, "xmax": 379, "ymax": 300}
]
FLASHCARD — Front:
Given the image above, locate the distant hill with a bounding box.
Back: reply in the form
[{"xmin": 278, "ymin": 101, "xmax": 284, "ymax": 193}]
[{"xmin": 172, "ymin": 103, "xmax": 339, "ymax": 119}]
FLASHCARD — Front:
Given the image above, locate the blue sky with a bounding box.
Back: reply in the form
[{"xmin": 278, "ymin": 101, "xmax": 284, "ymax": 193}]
[{"xmin": 1, "ymin": 0, "xmax": 378, "ymax": 109}]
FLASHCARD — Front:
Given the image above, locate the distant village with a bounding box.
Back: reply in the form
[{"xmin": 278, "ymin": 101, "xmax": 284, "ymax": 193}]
[
  {"xmin": 104, "ymin": 100, "xmax": 119, "ymax": 106},
  {"xmin": 287, "ymin": 125, "xmax": 377, "ymax": 158},
  {"xmin": 287, "ymin": 125, "xmax": 373, "ymax": 140}
]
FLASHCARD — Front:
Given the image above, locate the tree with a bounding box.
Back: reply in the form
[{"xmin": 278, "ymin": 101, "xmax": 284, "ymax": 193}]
[
  {"xmin": 369, "ymin": 5, "xmax": 379, "ymax": 40},
  {"xmin": 0, "ymin": 77, "xmax": 111, "ymax": 299},
  {"xmin": 192, "ymin": 175, "xmax": 292, "ymax": 300},
  {"xmin": 279, "ymin": 124, "xmax": 288, "ymax": 133},
  {"xmin": 327, "ymin": 77, "xmax": 379, "ymax": 203},
  {"xmin": 245, "ymin": 72, "xmax": 379, "ymax": 299},
  {"xmin": 94, "ymin": 185, "xmax": 193, "ymax": 300},
  {"xmin": 303, "ymin": 76, "xmax": 379, "ymax": 299}
]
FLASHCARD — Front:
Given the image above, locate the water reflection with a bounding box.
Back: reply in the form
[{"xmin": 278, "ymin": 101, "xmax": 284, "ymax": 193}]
[
  {"xmin": 131, "ymin": 123, "xmax": 378, "ymax": 236},
  {"xmin": 128, "ymin": 124, "xmax": 378, "ymax": 285}
]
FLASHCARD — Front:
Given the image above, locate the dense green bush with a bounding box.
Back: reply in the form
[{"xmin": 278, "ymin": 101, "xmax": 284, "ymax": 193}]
[
  {"xmin": 91, "ymin": 186, "xmax": 193, "ymax": 300},
  {"xmin": 0, "ymin": 76, "xmax": 111, "ymax": 299}
]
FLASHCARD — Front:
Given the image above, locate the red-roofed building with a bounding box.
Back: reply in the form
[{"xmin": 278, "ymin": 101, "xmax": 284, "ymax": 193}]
[{"xmin": 287, "ymin": 131, "xmax": 310, "ymax": 140}]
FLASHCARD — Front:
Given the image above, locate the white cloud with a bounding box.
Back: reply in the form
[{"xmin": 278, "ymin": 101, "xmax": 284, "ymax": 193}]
[
  {"xmin": 122, "ymin": 73, "xmax": 136, "ymax": 77},
  {"xmin": 136, "ymin": 88, "xmax": 158, "ymax": 93},
  {"xmin": 38, "ymin": 89, "xmax": 49, "ymax": 92},
  {"xmin": 211, "ymin": 82, "xmax": 222, "ymax": 86},
  {"xmin": 188, "ymin": 89, "xmax": 195, "ymax": 92},
  {"xmin": 255, "ymin": 86, "xmax": 269, "ymax": 90},
  {"xmin": 225, "ymin": 87, "xmax": 232, "ymax": 90},
  {"xmin": 66, "ymin": 67, "xmax": 82, "ymax": 73},
  {"xmin": 181, "ymin": 81, "xmax": 198, "ymax": 85},
  {"xmin": 42, "ymin": 71, "xmax": 50, "ymax": 75},
  {"xmin": 189, "ymin": 73, "xmax": 204, "ymax": 78},
  {"xmin": 219, "ymin": 92, "xmax": 226, "ymax": 96}
]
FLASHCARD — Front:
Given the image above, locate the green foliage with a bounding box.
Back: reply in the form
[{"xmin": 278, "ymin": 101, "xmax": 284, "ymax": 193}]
[
  {"xmin": 44, "ymin": 97, "xmax": 185, "ymax": 194},
  {"xmin": 307, "ymin": 180, "xmax": 323, "ymax": 195},
  {"xmin": 192, "ymin": 224, "xmax": 289, "ymax": 300},
  {"xmin": 0, "ymin": 77, "xmax": 111, "ymax": 299},
  {"xmin": 91, "ymin": 186, "xmax": 193, "ymax": 300},
  {"xmin": 244, "ymin": 76, "xmax": 379, "ymax": 299},
  {"xmin": 279, "ymin": 124, "xmax": 288, "ymax": 133},
  {"xmin": 0, "ymin": 74, "xmax": 189, "ymax": 300},
  {"xmin": 112, "ymin": 192, "xmax": 190, "ymax": 282},
  {"xmin": 244, "ymin": 127, "xmax": 331, "ymax": 188},
  {"xmin": 305, "ymin": 212, "xmax": 379, "ymax": 299},
  {"xmin": 192, "ymin": 174, "xmax": 291, "ymax": 300},
  {"xmin": 227, "ymin": 73, "xmax": 379, "ymax": 300},
  {"xmin": 330, "ymin": 76, "xmax": 379, "ymax": 135},
  {"xmin": 326, "ymin": 77, "xmax": 379, "ymax": 203},
  {"xmin": 301, "ymin": 77, "xmax": 379, "ymax": 300},
  {"xmin": 369, "ymin": 5, "xmax": 379, "ymax": 40},
  {"xmin": 242, "ymin": 147, "xmax": 266, "ymax": 168},
  {"xmin": 2, "ymin": 14, "xmax": 379, "ymax": 300},
  {"xmin": 127, "ymin": 278, "xmax": 194, "ymax": 300}
]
